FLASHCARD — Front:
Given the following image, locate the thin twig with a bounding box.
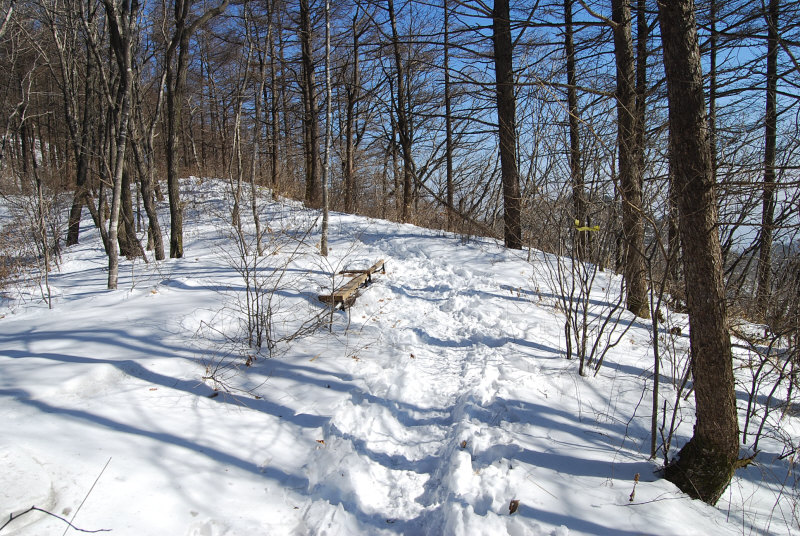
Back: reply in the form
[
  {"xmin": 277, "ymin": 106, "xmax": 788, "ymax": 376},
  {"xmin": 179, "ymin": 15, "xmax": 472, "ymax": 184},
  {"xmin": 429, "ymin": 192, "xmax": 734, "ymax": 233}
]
[
  {"xmin": 622, "ymin": 493, "xmax": 686, "ymax": 506},
  {"xmin": 1, "ymin": 506, "xmax": 111, "ymax": 534},
  {"xmin": 63, "ymin": 457, "xmax": 112, "ymax": 536}
]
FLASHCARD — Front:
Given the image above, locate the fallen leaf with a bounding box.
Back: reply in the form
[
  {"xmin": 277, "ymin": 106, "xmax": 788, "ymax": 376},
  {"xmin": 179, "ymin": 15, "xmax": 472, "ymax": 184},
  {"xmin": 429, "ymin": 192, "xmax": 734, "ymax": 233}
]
[{"xmin": 509, "ymin": 499, "xmax": 520, "ymax": 514}]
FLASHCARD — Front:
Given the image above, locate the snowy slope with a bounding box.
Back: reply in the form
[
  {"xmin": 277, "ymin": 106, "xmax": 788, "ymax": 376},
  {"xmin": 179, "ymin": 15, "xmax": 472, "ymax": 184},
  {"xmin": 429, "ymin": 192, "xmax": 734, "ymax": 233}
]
[{"xmin": 0, "ymin": 179, "xmax": 795, "ymax": 535}]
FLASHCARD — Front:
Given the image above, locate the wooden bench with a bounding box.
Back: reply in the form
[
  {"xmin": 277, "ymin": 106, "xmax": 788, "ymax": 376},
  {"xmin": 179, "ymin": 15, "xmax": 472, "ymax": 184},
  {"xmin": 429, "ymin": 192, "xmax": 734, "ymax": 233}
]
[{"xmin": 318, "ymin": 259, "xmax": 385, "ymax": 309}]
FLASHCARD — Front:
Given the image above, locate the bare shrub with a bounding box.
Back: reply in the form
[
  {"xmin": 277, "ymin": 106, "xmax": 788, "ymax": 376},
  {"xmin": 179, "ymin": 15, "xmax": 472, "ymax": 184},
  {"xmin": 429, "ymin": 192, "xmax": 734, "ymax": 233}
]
[
  {"xmin": 533, "ymin": 194, "xmax": 633, "ymax": 377},
  {"xmin": 198, "ymin": 193, "xmax": 329, "ymax": 393},
  {"xmin": 0, "ymin": 175, "xmax": 68, "ymax": 307}
]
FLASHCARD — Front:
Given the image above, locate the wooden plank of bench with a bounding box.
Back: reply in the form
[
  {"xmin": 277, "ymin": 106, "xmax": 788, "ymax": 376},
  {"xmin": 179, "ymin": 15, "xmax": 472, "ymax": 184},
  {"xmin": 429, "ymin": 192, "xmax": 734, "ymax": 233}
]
[
  {"xmin": 339, "ymin": 259, "xmax": 385, "ymax": 276},
  {"xmin": 318, "ymin": 272, "xmax": 368, "ymax": 305},
  {"xmin": 318, "ymin": 259, "xmax": 385, "ymax": 307}
]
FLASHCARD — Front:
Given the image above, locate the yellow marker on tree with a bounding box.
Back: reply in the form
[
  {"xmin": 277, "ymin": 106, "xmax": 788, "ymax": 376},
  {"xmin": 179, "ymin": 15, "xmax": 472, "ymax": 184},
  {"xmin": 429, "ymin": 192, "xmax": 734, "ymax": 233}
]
[{"xmin": 574, "ymin": 219, "xmax": 600, "ymax": 232}]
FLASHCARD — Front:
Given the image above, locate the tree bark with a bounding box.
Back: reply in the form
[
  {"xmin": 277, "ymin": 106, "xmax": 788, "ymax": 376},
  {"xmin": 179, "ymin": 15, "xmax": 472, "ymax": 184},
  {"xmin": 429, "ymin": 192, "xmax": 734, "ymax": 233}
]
[
  {"xmin": 492, "ymin": 0, "xmax": 522, "ymax": 250},
  {"xmin": 320, "ymin": 0, "xmax": 331, "ymax": 256},
  {"xmin": 564, "ymin": 0, "xmax": 587, "ymax": 260},
  {"xmin": 444, "ymin": 0, "xmax": 454, "ymax": 230},
  {"xmin": 757, "ymin": 0, "xmax": 779, "ymax": 313},
  {"xmin": 267, "ymin": 0, "xmax": 281, "ymax": 190},
  {"xmin": 129, "ymin": 60, "xmax": 166, "ymax": 260},
  {"xmin": 118, "ymin": 166, "xmax": 145, "ymax": 259},
  {"xmin": 708, "ymin": 0, "xmax": 718, "ymax": 184},
  {"xmin": 66, "ymin": 61, "xmax": 93, "ymax": 246},
  {"xmin": 343, "ymin": 5, "xmax": 363, "ymax": 214},
  {"xmin": 102, "ymin": 0, "xmax": 138, "ymax": 289},
  {"xmin": 387, "ymin": 0, "xmax": 414, "ymax": 223},
  {"xmin": 299, "ymin": 0, "xmax": 320, "ymax": 208},
  {"xmin": 165, "ymin": 6, "xmax": 187, "ymax": 259},
  {"xmin": 612, "ymin": 0, "xmax": 649, "ymax": 318},
  {"xmin": 658, "ymin": 0, "xmax": 740, "ymax": 505},
  {"xmin": 165, "ymin": 0, "xmax": 229, "ymax": 259},
  {"xmin": 48, "ymin": 7, "xmax": 96, "ymax": 247}
]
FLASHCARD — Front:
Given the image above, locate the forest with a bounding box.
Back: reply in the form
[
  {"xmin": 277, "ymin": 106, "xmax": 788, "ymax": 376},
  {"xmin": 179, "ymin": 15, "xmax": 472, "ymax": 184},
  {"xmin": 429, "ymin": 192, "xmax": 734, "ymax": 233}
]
[{"xmin": 2, "ymin": 0, "xmax": 800, "ymax": 520}]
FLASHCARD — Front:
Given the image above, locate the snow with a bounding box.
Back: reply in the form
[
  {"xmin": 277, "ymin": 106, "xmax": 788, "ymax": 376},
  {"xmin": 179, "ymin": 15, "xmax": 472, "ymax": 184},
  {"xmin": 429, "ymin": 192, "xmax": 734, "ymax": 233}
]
[{"xmin": 1, "ymin": 178, "xmax": 796, "ymax": 535}]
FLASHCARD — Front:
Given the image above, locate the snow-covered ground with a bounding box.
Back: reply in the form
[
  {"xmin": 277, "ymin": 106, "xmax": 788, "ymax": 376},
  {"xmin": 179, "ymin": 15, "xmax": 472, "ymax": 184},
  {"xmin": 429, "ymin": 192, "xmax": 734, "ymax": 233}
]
[{"xmin": 1, "ymin": 179, "xmax": 796, "ymax": 535}]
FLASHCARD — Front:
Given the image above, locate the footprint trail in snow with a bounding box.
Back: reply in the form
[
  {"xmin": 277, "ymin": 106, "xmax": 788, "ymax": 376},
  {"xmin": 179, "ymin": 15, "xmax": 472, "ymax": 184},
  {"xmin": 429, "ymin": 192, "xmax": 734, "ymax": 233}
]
[{"xmin": 301, "ymin": 231, "xmax": 541, "ymax": 535}]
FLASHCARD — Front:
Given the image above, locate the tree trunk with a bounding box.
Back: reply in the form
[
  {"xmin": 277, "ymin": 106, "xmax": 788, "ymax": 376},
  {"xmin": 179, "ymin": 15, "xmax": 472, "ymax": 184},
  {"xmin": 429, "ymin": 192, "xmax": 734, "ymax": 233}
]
[
  {"xmin": 165, "ymin": 36, "xmax": 186, "ymax": 258},
  {"xmin": 658, "ymin": 0, "xmax": 740, "ymax": 505},
  {"xmin": 299, "ymin": 0, "xmax": 320, "ymax": 208},
  {"xmin": 266, "ymin": 0, "xmax": 284, "ymax": 192},
  {"xmin": 268, "ymin": 3, "xmax": 280, "ymax": 189},
  {"xmin": 66, "ymin": 65, "xmax": 93, "ymax": 246},
  {"xmin": 492, "ymin": 0, "xmax": 522, "ymax": 250},
  {"xmin": 101, "ymin": 0, "xmax": 138, "ymax": 289},
  {"xmin": 165, "ymin": 12, "xmax": 185, "ymax": 259},
  {"xmin": 564, "ymin": 0, "xmax": 587, "ymax": 260},
  {"xmin": 320, "ymin": 0, "xmax": 331, "ymax": 256},
  {"xmin": 343, "ymin": 7, "xmax": 362, "ymax": 214},
  {"xmin": 129, "ymin": 60, "xmax": 166, "ymax": 261},
  {"xmin": 248, "ymin": 17, "xmax": 265, "ymax": 254},
  {"xmin": 708, "ymin": 0, "xmax": 718, "ymax": 184},
  {"xmin": 613, "ymin": 0, "xmax": 649, "ymax": 318},
  {"xmin": 165, "ymin": 0, "xmax": 229, "ymax": 259},
  {"xmin": 130, "ymin": 135, "xmax": 165, "ymax": 260},
  {"xmin": 387, "ymin": 0, "xmax": 414, "ymax": 224},
  {"xmin": 118, "ymin": 166, "xmax": 144, "ymax": 259},
  {"xmin": 757, "ymin": 0, "xmax": 779, "ymax": 314},
  {"xmin": 443, "ymin": 0, "xmax": 455, "ymax": 230},
  {"xmin": 55, "ymin": 17, "xmax": 97, "ymax": 248}
]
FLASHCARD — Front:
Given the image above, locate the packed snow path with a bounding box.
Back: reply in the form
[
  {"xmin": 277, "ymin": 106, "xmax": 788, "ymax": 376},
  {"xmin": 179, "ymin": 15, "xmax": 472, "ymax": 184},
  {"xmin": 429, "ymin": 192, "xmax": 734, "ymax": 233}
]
[
  {"xmin": 2, "ymin": 185, "xmax": 785, "ymax": 535},
  {"xmin": 303, "ymin": 232, "xmax": 538, "ymax": 534},
  {"xmin": 294, "ymin": 222, "xmax": 734, "ymax": 535}
]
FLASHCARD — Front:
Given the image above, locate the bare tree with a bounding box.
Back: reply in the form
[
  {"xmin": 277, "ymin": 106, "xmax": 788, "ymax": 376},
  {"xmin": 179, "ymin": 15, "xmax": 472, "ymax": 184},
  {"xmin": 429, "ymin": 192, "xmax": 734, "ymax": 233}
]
[
  {"xmin": 386, "ymin": 0, "xmax": 415, "ymax": 223},
  {"xmin": 299, "ymin": 0, "xmax": 321, "ymax": 208},
  {"xmin": 320, "ymin": 0, "xmax": 331, "ymax": 256},
  {"xmin": 164, "ymin": 0, "xmax": 229, "ymax": 259},
  {"xmin": 564, "ymin": 0, "xmax": 587, "ymax": 259},
  {"xmin": 612, "ymin": 0, "xmax": 649, "ymax": 318},
  {"xmin": 129, "ymin": 29, "xmax": 167, "ymax": 261},
  {"xmin": 756, "ymin": 0, "xmax": 779, "ymax": 313},
  {"xmin": 492, "ymin": 0, "xmax": 521, "ymax": 250},
  {"xmin": 38, "ymin": 0, "xmax": 98, "ymax": 248},
  {"xmin": 101, "ymin": 0, "xmax": 140, "ymax": 288},
  {"xmin": 443, "ymin": 0, "xmax": 454, "ymax": 230},
  {"xmin": 342, "ymin": 2, "xmax": 366, "ymax": 214},
  {"xmin": 658, "ymin": 0, "xmax": 741, "ymax": 505}
]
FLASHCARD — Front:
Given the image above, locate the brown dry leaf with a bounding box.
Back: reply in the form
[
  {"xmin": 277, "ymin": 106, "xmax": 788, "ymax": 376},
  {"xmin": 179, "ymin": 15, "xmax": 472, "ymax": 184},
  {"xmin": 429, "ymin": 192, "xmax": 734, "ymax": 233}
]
[{"xmin": 509, "ymin": 500, "xmax": 520, "ymax": 514}]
